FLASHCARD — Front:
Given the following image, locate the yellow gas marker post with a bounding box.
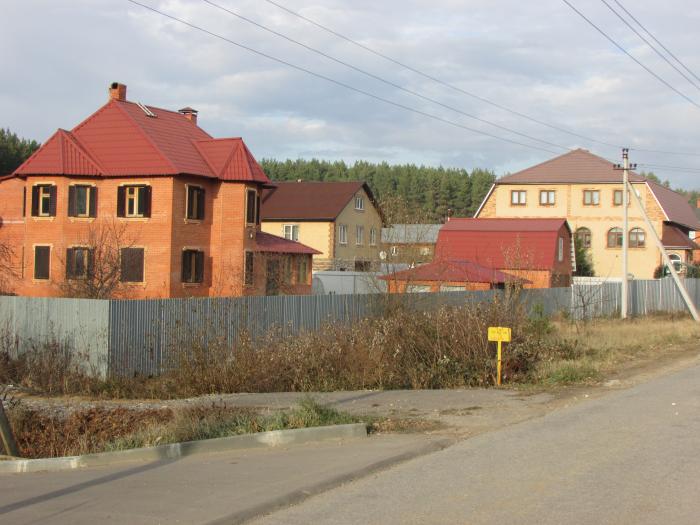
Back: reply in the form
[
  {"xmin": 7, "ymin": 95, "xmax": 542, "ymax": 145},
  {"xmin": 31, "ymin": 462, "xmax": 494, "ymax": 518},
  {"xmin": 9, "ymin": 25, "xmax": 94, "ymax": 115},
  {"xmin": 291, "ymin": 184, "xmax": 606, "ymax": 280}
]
[{"xmin": 488, "ymin": 326, "xmax": 511, "ymax": 386}]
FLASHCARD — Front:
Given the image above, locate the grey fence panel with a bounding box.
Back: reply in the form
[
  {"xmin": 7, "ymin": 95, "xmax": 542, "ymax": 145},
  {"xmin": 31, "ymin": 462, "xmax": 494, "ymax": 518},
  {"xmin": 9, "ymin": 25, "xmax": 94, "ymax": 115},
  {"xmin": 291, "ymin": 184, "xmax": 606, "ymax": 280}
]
[
  {"xmin": 5, "ymin": 278, "xmax": 700, "ymax": 377},
  {"xmin": 0, "ymin": 296, "xmax": 110, "ymax": 376}
]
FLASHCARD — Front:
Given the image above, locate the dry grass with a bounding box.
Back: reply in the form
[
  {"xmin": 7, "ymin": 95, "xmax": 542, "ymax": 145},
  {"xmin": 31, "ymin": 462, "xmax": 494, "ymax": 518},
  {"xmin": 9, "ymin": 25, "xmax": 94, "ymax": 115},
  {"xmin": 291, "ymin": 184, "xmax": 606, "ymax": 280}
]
[
  {"xmin": 532, "ymin": 315, "xmax": 700, "ymax": 385},
  {"xmin": 7, "ymin": 398, "xmax": 367, "ymax": 459}
]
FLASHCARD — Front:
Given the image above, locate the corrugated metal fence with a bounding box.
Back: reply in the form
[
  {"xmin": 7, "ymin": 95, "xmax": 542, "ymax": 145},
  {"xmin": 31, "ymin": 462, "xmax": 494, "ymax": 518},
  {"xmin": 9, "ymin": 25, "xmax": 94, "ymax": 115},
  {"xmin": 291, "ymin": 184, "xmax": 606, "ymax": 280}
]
[{"xmin": 0, "ymin": 278, "xmax": 696, "ymax": 376}]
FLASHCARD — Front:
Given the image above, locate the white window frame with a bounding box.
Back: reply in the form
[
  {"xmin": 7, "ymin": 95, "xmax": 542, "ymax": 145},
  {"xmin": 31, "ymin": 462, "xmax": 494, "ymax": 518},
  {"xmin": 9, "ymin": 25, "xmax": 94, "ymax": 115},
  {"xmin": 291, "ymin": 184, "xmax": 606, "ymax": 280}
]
[
  {"xmin": 356, "ymin": 225, "xmax": 364, "ymax": 245},
  {"xmin": 355, "ymin": 195, "xmax": 364, "ymax": 210},
  {"xmin": 283, "ymin": 224, "xmax": 299, "ymax": 242},
  {"xmin": 338, "ymin": 224, "xmax": 348, "ymax": 245},
  {"xmin": 125, "ymin": 185, "xmax": 143, "ymax": 218},
  {"xmin": 38, "ymin": 185, "xmax": 53, "ymax": 217},
  {"xmin": 369, "ymin": 227, "xmax": 377, "ymax": 246}
]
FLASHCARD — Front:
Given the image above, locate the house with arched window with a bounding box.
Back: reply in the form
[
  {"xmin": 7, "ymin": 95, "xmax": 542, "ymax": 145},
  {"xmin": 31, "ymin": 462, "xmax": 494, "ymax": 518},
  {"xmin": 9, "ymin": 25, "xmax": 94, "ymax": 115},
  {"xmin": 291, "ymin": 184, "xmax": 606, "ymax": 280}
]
[{"xmin": 475, "ymin": 149, "xmax": 699, "ymax": 279}]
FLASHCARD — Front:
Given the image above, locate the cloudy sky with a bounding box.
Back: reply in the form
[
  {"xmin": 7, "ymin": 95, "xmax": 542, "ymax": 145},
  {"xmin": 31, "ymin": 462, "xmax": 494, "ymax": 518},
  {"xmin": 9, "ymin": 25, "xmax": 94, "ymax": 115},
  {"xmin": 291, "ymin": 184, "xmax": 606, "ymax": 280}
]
[{"xmin": 2, "ymin": 0, "xmax": 700, "ymax": 187}]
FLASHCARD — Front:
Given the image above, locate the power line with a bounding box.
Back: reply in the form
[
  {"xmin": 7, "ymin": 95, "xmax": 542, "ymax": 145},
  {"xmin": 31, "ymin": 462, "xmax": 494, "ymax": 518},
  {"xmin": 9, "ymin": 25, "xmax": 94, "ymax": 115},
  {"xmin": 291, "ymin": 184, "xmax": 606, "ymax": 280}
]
[
  {"xmin": 630, "ymin": 147, "xmax": 700, "ymax": 158},
  {"xmin": 125, "ymin": 0, "xmax": 561, "ymax": 155},
  {"xmin": 261, "ymin": 0, "xmax": 623, "ymax": 151},
  {"xmin": 612, "ymin": 0, "xmax": 700, "ymax": 85},
  {"xmin": 200, "ymin": 0, "xmax": 570, "ymax": 152},
  {"xmin": 637, "ymin": 163, "xmax": 700, "ymax": 173},
  {"xmin": 599, "ymin": 0, "xmax": 700, "ymax": 91},
  {"xmin": 560, "ymin": 0, "xmax": 700, "ymax": 110}
]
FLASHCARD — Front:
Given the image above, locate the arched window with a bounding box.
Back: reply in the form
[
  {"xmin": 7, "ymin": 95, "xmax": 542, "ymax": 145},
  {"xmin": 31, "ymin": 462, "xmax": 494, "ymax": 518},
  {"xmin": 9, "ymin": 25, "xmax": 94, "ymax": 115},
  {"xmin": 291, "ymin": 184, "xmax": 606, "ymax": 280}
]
[
  {"xmin": 669, "ymin": 253, "xmax": 682, "ymax": 272},
  {"xmin": 575, "ymin": 227, "xmax": 592, "ymax": 249},
  {"xmin": 607, "ymin": 227, "xmax": 623, "ymax": 248},
  {"xmin": 629, "ymin": 227, "xmax": 646, "ymax": 248}
]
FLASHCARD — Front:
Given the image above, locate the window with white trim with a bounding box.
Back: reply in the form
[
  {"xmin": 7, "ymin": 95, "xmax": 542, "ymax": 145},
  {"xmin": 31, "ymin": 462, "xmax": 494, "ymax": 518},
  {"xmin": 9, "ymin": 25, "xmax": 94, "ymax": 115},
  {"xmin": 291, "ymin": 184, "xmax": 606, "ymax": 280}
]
[
  {"xmin": 283, "ymin": 224, "xmax": 299, "ymax": 241},
  {"xmin": 369, "ymin": 227, "xmax": 377, "ymax": 246},
  {"xmin": 356, "ymin": 225, "xmax": 364, "ymax": 245},
  {"xmin": 338, "ymin": 224, "xmax": 347, "ymax": 244},
  {"xmin": 355, "ymin": 195, "xmax": 364, "ymax": 210}
]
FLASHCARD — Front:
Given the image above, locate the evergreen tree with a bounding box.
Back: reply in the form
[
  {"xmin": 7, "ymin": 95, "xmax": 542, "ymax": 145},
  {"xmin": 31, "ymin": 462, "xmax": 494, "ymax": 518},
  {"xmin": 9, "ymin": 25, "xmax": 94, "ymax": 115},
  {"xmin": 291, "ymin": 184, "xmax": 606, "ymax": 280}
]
[
  {"xmin": 0, "ymin": 129, "xmax": 40, "ymax": 175},
  {"xmin": 574, "ymin": 244, "xmax": 594, "ymax": 277}
]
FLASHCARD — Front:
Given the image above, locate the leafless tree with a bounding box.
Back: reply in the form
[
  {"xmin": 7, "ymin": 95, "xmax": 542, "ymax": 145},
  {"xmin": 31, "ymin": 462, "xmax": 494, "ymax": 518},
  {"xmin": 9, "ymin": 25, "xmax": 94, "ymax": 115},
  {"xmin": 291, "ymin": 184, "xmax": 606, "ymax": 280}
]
[{"xmin": 59, "ymin": 219, "xmax": 137, "ymax": 299}]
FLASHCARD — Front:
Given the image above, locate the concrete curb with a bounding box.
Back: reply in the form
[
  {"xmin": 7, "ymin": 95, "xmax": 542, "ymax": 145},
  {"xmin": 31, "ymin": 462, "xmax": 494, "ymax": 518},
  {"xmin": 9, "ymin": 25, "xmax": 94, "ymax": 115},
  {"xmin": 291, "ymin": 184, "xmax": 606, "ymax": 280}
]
[
  {"xmin": 207, "ymin": 437, "xmax": 455, "ymax": 525},
  {"xmin": 0, "ymin": 423, "xmax": 367, "ymax": 474}
]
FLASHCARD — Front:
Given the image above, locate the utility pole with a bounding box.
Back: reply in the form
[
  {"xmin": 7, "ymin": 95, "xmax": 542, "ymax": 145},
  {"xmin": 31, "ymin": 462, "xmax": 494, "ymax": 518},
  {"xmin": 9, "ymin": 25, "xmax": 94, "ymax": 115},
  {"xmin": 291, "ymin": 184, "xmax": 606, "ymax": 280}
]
[
  {"xmin": 614, "ymin": 148, "xmax": 634, "ymax": 319},
  {"xmin": 614, "ymin": 149, "xmax": 700, "ymax": 321}
]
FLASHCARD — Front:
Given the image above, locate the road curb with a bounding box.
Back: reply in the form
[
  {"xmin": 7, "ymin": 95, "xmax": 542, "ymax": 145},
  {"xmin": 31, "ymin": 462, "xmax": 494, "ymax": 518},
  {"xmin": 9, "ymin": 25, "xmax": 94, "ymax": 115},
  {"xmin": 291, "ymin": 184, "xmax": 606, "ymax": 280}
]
[
  {"xmin": 207, "ymin": 437, "xmax": 455, "ymax": 525},
  {"xmin": 0, "ymin": 423, "xmax": 367, "ymax": 474}
]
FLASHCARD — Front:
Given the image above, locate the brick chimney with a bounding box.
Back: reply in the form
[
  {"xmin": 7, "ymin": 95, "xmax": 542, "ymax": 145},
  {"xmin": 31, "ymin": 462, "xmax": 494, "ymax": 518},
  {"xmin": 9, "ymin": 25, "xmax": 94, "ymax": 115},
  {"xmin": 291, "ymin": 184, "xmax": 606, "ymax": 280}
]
[
  {"xmin": 178, "ymin": 107, "xmax": 198, "ymax": 125},
  {"xmin": 108, "ymin": 82, "xmax": 127, "ymax": 101}
]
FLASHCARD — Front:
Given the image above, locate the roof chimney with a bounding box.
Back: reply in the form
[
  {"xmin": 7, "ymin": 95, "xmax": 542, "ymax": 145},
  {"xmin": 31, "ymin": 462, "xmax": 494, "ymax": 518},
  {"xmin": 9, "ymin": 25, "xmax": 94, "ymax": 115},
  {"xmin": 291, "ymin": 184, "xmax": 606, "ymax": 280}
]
[
  {"xmin": 178, "ymin": 107, "xmax": 198, "ymax": 125},
  {"xmin": 108, "ymin": 82, "xmax": 127, "ymax": 101}
]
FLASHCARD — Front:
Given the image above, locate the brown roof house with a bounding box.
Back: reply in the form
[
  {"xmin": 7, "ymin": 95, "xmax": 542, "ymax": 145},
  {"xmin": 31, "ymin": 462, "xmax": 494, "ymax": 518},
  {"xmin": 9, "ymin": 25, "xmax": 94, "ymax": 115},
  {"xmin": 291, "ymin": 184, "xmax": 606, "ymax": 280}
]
[
  {"xmin": 260, "ymin": 181, "xmax": 383, "ymax": 271},
  {"xmin": 475, "ymin": 149, "xmax": 700, "ymax": 278}
]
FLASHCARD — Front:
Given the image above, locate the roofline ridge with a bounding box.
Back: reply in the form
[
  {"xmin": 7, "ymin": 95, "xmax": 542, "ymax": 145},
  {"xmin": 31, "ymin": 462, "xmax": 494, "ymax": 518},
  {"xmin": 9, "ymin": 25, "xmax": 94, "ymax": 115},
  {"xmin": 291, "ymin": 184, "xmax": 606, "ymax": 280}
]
[
  {"xmin": 112, "ymin": 101, "xmax": 179, "ymax": 175},
  {"xmin": 12, "ymin": 129, "xmax": 62, "ymax": 176},
  {"xmin": 191, "ymin": 140, "xmax": 220, "ymax": 178},
  {"xmin": 498, "ymin": 149, "xmax": 578, "ymax": 182}
]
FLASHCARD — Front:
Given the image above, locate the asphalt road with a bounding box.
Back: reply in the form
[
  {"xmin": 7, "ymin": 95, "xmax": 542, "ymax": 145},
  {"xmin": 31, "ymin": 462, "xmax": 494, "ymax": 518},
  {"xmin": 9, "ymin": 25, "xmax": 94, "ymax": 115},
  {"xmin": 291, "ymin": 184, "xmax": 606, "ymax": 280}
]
[{"xmin": 255, "ymin": 362, "xmax": 700, "ymax": 525}]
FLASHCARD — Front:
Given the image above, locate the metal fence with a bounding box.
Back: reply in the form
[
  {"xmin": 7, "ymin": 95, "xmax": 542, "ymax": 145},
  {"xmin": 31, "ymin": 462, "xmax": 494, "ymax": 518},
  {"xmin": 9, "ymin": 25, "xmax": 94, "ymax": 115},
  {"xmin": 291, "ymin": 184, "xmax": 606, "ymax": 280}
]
[{"xmin": 0, "ymin": 278, "xmax": 697, "ymax": 377}]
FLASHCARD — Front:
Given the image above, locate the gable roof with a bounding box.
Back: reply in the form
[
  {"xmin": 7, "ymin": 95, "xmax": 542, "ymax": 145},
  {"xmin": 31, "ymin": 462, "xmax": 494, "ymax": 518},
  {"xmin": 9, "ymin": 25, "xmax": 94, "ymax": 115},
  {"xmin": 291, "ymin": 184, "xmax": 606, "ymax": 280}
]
[
  {"xmin": 435, "ymin": 218, "xmax": 571, "ymax": 270},
  {"xmin": 645, "ymin": 181, "xmax": 700, "ymax": 230},
  {"xmin": 13, "ymin": 98, "xmax": 270, "ymax": 185},
  {"xmin": 662, "ymin": 224, "xmax": 698, "ymax": 250},
  {"xmin": 497, "ymin": 149, "xmax": 646, "ymax": 184},
  {"xmin": 379, "ymin": 260, "xmax": 526, "ymax": 284},
  {"xmin": 260, "ymin": 181, "xmax": 375, "ymax": 221}
]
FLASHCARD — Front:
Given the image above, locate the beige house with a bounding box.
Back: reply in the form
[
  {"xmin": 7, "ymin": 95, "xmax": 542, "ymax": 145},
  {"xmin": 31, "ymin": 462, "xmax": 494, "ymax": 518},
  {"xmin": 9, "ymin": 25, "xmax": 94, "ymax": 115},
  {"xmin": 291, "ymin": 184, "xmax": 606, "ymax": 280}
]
[
  {"xmin": 261, "ymin": 181, "xmax": 383, "ymax": 271},
  {"xmin": 475, "ymin": 149, "xmax": 700, "ymax": 279}
]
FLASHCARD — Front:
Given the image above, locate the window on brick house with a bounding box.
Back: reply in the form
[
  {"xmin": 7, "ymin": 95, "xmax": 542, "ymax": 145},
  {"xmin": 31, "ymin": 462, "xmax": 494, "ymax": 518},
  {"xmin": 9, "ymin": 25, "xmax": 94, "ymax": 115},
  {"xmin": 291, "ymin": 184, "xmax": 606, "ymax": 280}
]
[
  {"xmin": 117, "ymin": 186, "xmax": 151, "ymax": 218},
  {"xmin": 298, "ymin": 257, "xmax": 308, "ymax": 285},
  {"xmin": 629, "ymin": 228, "xmax": 646, "ymax": 248},
  {"xmin": 186, "ymin": 185, "xmax": 205, "ymax": 220},
  {"xmin": 31, "ymin": 184, "xmax": 56, "ymax": 217},
  {"xmin": 66, "ymin": 247, "xmax": 93, "ymax": 279},
  {"xmin": 181, "ymin": 249, "xmax": 204, "ymax": 283},
  {"xmin": 246, "ymin": 189, "xmax": 257, "ymax": 224},
  {"xmin": 607, "ymin": 228, "xmax": 623, "ymax": 248},
  {"xmin": 34, "ymin": 246, "xmax": 50, "ymax": 280},
  {"xmin": 68, "ymin": 185, "xmax": 97, "ymax": 218},
  {"xmin": 576, "ymin": 227, "xmax": 592, "ymax": 249},
  {"xmin": 120, "ymin": 248, "xmax": 145, "ymax": 282}
]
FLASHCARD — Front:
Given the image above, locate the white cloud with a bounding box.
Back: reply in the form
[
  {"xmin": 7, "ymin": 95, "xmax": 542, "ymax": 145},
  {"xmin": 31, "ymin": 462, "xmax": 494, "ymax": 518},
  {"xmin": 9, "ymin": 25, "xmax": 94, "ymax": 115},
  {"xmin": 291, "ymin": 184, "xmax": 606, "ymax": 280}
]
[{"xmin": 2, "ymin": 0, "xmax": 700, "ymax": 187}]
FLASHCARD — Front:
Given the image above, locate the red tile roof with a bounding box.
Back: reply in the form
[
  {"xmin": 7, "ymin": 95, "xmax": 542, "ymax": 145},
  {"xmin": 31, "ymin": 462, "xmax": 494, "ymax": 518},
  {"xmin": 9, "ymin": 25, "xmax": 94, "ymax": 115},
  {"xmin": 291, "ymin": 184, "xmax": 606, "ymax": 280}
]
[
  {"xmin": 497, "ymin": 149, "xmax": 646, "ymax": 184},
  {"xmin": 261, "ymin": 181, "xmax": 374, "ymax": 221},
  {"xmin": 380, "ymin": 260, "xmax": 525, "ymax": 284},
  {"xmin": 254, "ymin": 231, "xmax": 320, "ymax": 254},
  {"xmin": 436, "ymin": 218, "xmax": 571, "ymax": 270},
  {"xmin": 14, "ymin": 99, "xmax": 271, "ymax": 185},
  {"xmin": 662, "ymin": 223, "xmax": 698, "ymax": 249}
]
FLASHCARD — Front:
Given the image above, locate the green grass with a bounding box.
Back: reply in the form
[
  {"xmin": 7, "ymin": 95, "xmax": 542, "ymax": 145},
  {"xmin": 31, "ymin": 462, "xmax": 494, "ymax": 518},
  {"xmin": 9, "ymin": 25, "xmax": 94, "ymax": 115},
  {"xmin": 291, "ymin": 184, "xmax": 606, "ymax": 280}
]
[
  {"xmin": 104, "ymin": 398, "xmax": 363, "ymax": 453},
  {"xmin": 541, "ymin": 361, "xmax": 601, "ymax": 385}
]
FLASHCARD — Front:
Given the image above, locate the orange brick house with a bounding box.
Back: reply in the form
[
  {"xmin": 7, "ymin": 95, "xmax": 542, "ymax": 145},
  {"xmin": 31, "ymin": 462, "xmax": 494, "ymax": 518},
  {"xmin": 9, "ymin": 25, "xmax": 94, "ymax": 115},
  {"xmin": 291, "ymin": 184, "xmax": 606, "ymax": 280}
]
[
  {"xmin": 382, "ymin": 218, "xmax": 573, "ymax": 291},
  {"xmin": 0, "ymin": 83, "xmax": 318, "ymax": 298}
]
